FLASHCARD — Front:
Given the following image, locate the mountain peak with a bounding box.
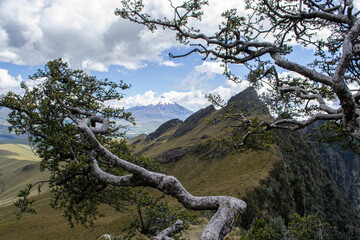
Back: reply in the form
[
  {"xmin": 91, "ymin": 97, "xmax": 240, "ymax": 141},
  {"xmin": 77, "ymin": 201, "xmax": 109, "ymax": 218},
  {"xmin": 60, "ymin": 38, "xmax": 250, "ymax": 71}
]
[
  {"xmin": 153, "ymin": 96, "xmax": 174, "ymax": 106},
  {"xmin": 226, "ymin": 87, "xmax": 269, "ymax": 115}
]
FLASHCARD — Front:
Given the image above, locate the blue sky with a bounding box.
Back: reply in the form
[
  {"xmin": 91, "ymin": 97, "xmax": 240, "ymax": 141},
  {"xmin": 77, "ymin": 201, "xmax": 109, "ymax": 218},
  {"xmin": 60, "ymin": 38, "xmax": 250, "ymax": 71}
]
[
  {"xmin": 0, "ymin": 0, "xmax": 256, "ymax": 111},
  {"xmin": 0, "ymin": 0, "xmax": 353, "ymax": 112}
]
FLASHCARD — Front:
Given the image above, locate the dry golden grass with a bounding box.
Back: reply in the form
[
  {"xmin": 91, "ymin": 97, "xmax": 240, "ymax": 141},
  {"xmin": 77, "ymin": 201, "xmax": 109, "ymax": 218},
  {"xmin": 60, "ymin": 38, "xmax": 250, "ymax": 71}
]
[
  {"xmin": 163, "ymin": 148, "xmax": 280, "ymax": 198},
  {"xmin": 0, "ymin": 144, "xmax": 40, "ymax": 161},
  {"xmin": 0, "ymin": 193, "xmax": 132, "ymax": 240},
  {"xmin": 0, "ymin": 108, "xmax": 280, "ymax": 239},
  {"xmin": 0, "ymin": 144, "xmax": 47, "ymax": 207}
]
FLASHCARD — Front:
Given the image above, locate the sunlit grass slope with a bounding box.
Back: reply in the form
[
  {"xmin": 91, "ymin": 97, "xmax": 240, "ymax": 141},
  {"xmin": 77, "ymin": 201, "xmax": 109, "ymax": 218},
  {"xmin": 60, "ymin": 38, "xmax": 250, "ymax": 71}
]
[
  {"xmin": 0, "ymin": 144, "xmax": 40, "ymax": 162},
  {"xmin": 0, "ymin": 144, "xmax": 47, "ymax": 206},
  {"xmin": 0, "ymin": 193, "xmax": 133, "ymax": 240},
  {"xmin": 0, "ymin": 89, "xmax": 280, "ymax": 239},
  {"xmin": 130, "ymin": 107, "xmax": 279, "ymax": 199}
]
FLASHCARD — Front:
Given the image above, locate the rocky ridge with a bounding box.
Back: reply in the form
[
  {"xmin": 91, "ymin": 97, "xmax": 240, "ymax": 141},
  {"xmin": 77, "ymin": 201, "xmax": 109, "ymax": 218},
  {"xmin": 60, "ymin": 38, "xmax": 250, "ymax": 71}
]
[{"xmin": 131, "ymin": 87, "xmax": 360, "ymax": 238}]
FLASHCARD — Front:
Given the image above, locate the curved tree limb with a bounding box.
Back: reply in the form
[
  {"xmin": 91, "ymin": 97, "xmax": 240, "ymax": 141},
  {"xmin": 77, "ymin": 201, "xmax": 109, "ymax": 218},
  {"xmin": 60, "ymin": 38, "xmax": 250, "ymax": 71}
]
[
  {"xmin": 84, "ymin": 118, "xmax": 246, "ymax": 239},
  {"xmin": 153, "ymin": 220, "xmax": 184, "ymax": 240},
  {"xmin": 79, "ymin": 115, "xmax": 245, "ymax": 239},
  {"xmin": 55, "ymin": 103, "xmax": 247, "ymax": 239},
  {"xmin": 117, "ymin": 0, "xmax": 360, "ymax": 144}
]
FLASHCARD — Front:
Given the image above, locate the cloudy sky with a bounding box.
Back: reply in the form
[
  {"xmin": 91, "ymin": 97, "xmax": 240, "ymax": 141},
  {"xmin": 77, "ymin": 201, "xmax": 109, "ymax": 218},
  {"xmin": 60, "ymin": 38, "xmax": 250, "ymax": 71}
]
[
  {"xmin": 1, "ymin": 0, "xmax": 357, "ymax": 112},
  {"xmin": 0, "ymin": 0, "xmax": 255, "ymax": 111}
]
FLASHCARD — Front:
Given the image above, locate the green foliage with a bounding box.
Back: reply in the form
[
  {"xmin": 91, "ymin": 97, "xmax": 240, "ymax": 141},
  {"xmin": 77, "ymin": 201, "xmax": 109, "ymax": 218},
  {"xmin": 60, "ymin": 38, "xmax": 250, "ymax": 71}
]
[
  {"xmin": 0, "ymin": 59, "xmax": 198, "ymax": 238},
  {"xmin": 241, "ymin": 214, "xmax": 328, "ymax": 240},
  {"xmin": 124, "ymin": 190, "xmax": 197, "ymax": 239},
  {"xmin": 206, "ymin": 93, "xmax": 276, "ymax": 151},
  {"xmin": 0, "ymin": 59, "xmax": 184, "ymax": 232},
  {"xmin": 13, "ymin": 181, "xmax": 48, "ymax": 219},
  {"xmin": 0, "ymin": 58, "xmax": 135, "ymax": 227},
  {"xmin": 243, "ymin": 218, "xmax": 280, "ymax": 240},
  {"xmin": 238, "ymin": 129, "xmax": 360, "ymax": 239},
  {"xmin": 13, "ymin": 184, "xmax": 37, "ymax": 218},
  {"xmin": 309, "ymin": 121, "xmax": 360, "ymax": 155},
  {"xmin": 288, "ymin": 213, "xmax": 329, "ymax": 240}
]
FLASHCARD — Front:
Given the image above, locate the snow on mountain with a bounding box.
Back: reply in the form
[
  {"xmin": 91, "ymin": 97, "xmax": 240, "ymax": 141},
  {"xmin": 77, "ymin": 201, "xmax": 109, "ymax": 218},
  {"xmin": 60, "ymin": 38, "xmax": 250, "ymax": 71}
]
[
  {"xmin": 127, "ymin": 99, "xmax": 193, "ymax": 124},
  {"xmin": 125, "ymin": 99, "xmax": 194, "ymax": 136},
  {"xmin": 152, "ymin": 96, "xmax": 174, "ymax": 105}
]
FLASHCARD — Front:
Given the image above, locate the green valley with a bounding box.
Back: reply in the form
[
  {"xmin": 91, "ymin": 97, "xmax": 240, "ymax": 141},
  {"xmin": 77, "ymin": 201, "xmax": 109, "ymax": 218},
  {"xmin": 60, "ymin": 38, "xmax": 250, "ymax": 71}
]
[{"xmin": 1, "ymin": 88, "xmax": 360, "ymax": 239}]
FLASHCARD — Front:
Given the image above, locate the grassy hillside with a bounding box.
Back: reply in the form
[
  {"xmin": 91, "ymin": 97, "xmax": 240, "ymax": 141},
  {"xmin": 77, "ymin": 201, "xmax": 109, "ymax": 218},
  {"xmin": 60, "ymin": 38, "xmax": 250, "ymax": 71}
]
[
  {"xmin": 0, "ymin": 193, "xmax": 134, "ymax": 240},
  {"xmin": 0, "ymin": 90, "xmax": 280, "ymax": 239},
  {"xmin": 0, "ymin": 87, "xmax": 359, "ymax": 239},
  {"xmin": 0, "ymin": 144, "xmax": 47, "ymax": 206},
  {"xmin": 0, "ymin": 143, "xmax": 145, "ymax": 239},
  {"xmin": 128, "ymin": 89, "xmax": 360, "ymax": 239},
  {"xmin": 128, "ymin": 93, "xmax": 277, "ymax": 199},
  {"xmin": 0, "ymin": 144, "xmax": 39, "ymax": 162},
  {"xmin": 163, "ymin": 149, "xmax": 279, "ymax": 198}
]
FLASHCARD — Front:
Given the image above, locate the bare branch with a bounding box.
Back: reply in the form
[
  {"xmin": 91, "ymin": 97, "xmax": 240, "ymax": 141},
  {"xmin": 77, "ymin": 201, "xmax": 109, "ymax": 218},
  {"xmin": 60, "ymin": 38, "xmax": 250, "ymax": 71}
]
[
  {"xmin": 79, "ymin": 118, "xmax": 246, "ymax": 239},
  {"xmin": 268, "ymin": 113, "xmax": 343, "ymax": 130},
  {"xmin": 153, "ymin": 220, "xmax": 184, "ymax": 240}
]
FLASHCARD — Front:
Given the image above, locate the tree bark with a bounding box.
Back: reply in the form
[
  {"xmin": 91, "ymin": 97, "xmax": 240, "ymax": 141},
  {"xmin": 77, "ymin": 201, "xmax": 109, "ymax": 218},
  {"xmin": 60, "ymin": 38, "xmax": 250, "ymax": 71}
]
[
  {"xmin": 77, "ymin": 118, "xmax": 246, "ymax": 240},
  {"xmin": 153, "ymin": 220, "xmax": 184, "ymax": 240}
]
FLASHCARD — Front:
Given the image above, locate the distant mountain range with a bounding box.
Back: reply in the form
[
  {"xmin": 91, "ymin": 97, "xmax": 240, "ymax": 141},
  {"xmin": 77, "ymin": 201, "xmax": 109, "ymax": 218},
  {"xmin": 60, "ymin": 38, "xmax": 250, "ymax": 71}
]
[
  {"xmin": 125, "ymin": 97, "xmax": 193, "ymax": 136},
  {"xmin": 127, "ymin": 96, "xmax": 193, "ymax": 123},
  {"xmin": 0, "ymin": 108, "xmax": 28, "ymax": 144},
  {"xmin": 0, "ymin": 97, "xmax": 193, "ymax": 139}
]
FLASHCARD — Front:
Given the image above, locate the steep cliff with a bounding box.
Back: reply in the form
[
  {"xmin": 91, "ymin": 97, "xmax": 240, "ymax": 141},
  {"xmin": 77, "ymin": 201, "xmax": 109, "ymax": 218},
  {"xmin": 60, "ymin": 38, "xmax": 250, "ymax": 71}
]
[
  {"xmin": 240, "ymin": 130, "xmax": 360, "ymax": 239},
  {"xmin": 130, "ymin": 88, "xmax": 360, "ymax": 239}
]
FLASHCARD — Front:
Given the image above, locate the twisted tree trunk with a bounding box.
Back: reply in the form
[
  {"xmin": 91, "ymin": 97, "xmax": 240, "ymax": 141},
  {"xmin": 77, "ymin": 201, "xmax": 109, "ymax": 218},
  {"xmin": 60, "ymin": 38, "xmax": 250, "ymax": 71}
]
[{"xmin": 75, "ymin": 116, "xmax": 246, "ymax": 239}]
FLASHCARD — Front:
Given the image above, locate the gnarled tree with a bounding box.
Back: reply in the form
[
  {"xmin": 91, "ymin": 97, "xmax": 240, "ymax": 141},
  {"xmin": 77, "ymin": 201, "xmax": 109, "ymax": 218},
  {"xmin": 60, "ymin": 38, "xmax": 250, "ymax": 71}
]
[
  {"xmin": 117, "ymin": 0, "xmax": 360, "ymax": 149},
  {"xmin": 3, "ymin": 0, "xmax": 360, "ymax": 238},
  {"xmin": 0, "ymin": 58, "xmax": 246, "ymax": 240}
]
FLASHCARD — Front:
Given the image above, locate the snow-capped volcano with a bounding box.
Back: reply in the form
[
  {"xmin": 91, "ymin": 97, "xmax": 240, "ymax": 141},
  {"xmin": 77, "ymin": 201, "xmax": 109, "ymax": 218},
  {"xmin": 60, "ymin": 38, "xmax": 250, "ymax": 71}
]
[
  {"xmin": 127, "ymin": 98, "xmax": 193, "ymax": 124},
  {"xmin": 152, "ymin": 96, "xmax": 174, "ymax": 105}
]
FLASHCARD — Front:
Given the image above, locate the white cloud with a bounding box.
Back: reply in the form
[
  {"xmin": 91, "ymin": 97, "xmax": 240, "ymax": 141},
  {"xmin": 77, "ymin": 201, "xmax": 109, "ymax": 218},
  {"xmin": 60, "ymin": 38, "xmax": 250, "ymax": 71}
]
[
  {"xmin": 160, "ymin": 60, "xmax": 183, "ymax": 67},
  {"xmin": 0, "ymin": 69, "xmax": 22, "ymax": 94},
  {"xmin": 0, "ymin": 0, "xmax": 249, "ymax": 70},
  {"xmin": 162, "ymin": 90, "xmax": 209, "ymax": 111},
  {"xmin": 81, "ymin": 59, "xmax": 108, "ymax": 72},
  {"xmin": 177, "ymin": 61, "xmax": 224, "ymax": 91},
  {"xmin": 111, "ymin": 90, "xmax": 157, "ymax": 109},
  {"xmin": 0, "ymin": 70, "xmax": 46, "ymax": 94},
  {"xmin": 194, "ymin": 0, "xmax": 247, "ymax": 35},
  {"xmin": 0, "ymin": 0, "xmax": 178, "ymax": 69},
  {"xmin": 0, "ymin": 0, "xmax": 341, "ymax": 72},
  {"xmin": 209, "ymin": 79, "xmax": 249, "ymax": 102},
  {"xmin": 116, "ymin": 79, "xmax": 249, "ymax": 111}
]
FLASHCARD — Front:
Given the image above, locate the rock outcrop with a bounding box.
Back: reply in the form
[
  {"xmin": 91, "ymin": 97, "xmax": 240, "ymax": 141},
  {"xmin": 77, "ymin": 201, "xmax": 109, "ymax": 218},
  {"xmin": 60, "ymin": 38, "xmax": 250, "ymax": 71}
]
[
  {"xmin": 155, "ymin": 148, "xmax": 187, "ymax": 164},
  {"xmin": 226, "ymin": 87, "xmax": 268, "ymax": 115},
  {"xmin": 173, "ymin": 105, "xmax": 216, "ymax": 137},
  {"xmin": 146, "ymin": 119, "xmax": 182, "ymax": 141}
]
